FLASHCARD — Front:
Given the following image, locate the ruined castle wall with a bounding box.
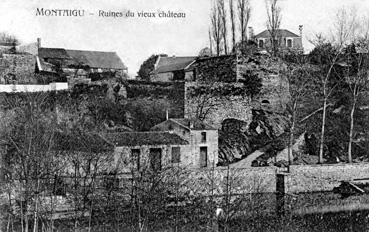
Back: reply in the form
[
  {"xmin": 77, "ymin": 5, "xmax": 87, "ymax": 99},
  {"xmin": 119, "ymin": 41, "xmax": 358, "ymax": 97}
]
[
  {"xmin": 0, "ymin": 53, "xmax": 36, "ymax": 84},
  {"xmin": 184, "ymin": 73, "xmax": 289, "ymax": 129},
  {"xmin": 184, "ymin": 82, "xmax": 252, "ymax": 129}
]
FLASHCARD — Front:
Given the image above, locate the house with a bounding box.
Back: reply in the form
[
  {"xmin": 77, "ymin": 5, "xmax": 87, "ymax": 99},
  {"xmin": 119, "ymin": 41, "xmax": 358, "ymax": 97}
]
[
  {"xmin": 35, "ymin": 39, "xmax": 127, "ymax": 83},
  {"xmin": 254, "ymin": 27, "xmax": 303, "ymax": 53},
  {"xmin": 150, "ymin": 55, "xmax": 196, "ymax": 82},
  {"xmin": 151, "ymin": 118, "xmax": 218, "ymax": 168},
  {"xmin": 0, "ymin": 39, "xmax": 70, "ymax": 91},
  {"xmin": 104, "ymin": 132, "xmax": 189, "ymax": 172}
]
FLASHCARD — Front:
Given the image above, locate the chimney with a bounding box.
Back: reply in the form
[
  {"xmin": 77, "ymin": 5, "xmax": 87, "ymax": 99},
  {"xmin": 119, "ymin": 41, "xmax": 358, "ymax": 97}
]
[
  {"xmin": 299, "ymin": 25, "xmax": 303, "ymax": 38},
  {"xmin": 37, "ymin": 38, "xmax": 41, "ymax": 48},
  {"xmin": 248, "ymin": 27, "xmax": 254, "ymax": 40},
  {"xmin": 166, "ymin": 110, "xmax": 169, "ymax": 120}
]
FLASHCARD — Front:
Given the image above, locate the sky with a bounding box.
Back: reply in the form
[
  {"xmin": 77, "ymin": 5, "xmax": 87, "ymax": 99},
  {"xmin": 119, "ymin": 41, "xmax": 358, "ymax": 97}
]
[{"xmin": 0, "ymin": 0, "xmax": 369, "ymax": 76}]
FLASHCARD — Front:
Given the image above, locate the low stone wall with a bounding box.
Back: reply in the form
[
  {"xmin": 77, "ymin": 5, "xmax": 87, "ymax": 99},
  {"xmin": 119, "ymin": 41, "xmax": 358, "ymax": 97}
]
[
  {"xmin": 285, "ymin": 163, "xmax": 369, "ymax": 193},
  {"xmin": 183, "ymin": 166, "xmax": 277, "ymax": 195},
  {"xmin": 0, "ymin": 82, "xmax": 68, "ymax": 92}
]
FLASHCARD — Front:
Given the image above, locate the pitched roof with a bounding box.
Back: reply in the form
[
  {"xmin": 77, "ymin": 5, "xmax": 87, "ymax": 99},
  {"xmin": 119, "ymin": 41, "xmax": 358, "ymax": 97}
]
[
  {"xmin": 254, "ymin": 29, "xmax": 300, "ymax": 39},
  {"xmin": 53, "ymin": 132, "xmax": 114, "ymax": 153},
  {"xmin": 169, "ymin": 118, "xmax": 216, "ymax": 131},
  {"xmin": 103, "ymin": 132, "xmax": 189, "ymax": 147},
  {"xmin": 153, "ymin": 56, "xmax": 196, "ymax": 74},
  {"xmin": 38, "ymin": 47, "xmax": 127, "ymax": 70},
  {"xmin": 39, "ymin": 47, "xmax": 70, "ymax": 59}
]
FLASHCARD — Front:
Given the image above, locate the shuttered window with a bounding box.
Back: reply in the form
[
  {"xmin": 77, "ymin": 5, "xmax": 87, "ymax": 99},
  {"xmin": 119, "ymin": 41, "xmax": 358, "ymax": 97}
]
[{"xmin": 172, "ymin": 147, "xmax": 181, "ymax": 163}]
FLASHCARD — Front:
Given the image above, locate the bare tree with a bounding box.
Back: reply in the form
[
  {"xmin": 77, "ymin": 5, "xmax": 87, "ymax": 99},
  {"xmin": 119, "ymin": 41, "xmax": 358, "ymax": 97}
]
[
  {"xmin": 229, "ymin": 0, "xmax": 236, "ymax": 51},
  {"xmin": 265, "ymin": 0, "xmax": 282, "ymax": 56},
  {"xmin": 0, "ymin": 32, "xmax": 19, "ymax": 45},
  {"xmin": 1, "ymin": 92, "xmax": 64, "ymax": 232},
  {"xmin": 282, "ymin": 59, "xmax": 313, "ymax": 165},
  {"xmin": 218, "ymin": 0, "xmax": 228, "ymax": 55},
  {"xmin": 211, "ymin": 0, "xmax": 224, "ymax": 56},
  {"xmin": 345, "ymin": 23, "xmax": 369, "ymax": 162},
  {"xmin": 208, "ymin": 28, "xmax": 213, "ymax": 56},
  {"xmin": 237, "ymin": 0, "xmax": 251, "ymax": 44},
  {"xmin": 312, "ymin": 8, "xmax": 357, "ymax": 163}
]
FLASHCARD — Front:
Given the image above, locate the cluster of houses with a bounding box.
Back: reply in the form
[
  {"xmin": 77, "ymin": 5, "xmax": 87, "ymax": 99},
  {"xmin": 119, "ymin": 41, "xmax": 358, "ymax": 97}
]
[
  {"xmin": 149, "ymin": 27, "xmax": 303, "ymax": 82},
  {"xmin": 1, "ymin": 27, "xmax": 303, "ymax": 173}
]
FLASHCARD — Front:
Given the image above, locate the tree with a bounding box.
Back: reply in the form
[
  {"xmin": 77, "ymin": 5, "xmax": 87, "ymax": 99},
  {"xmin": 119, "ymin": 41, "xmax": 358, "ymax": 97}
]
[
  {"xmin": 229, "ymin": 0, "xmax": 236, "ymax": 51},
  {"xmin": 1, "ymin": 92, "xmax": 65, "ymax": 232},
  {"xmin": 309, "ymin": 8, "xmax": 357, "ymax": 163},
  {"xmin": 265, "ymin": 0, "xmax": 282, "ymax": 56},
  {"xmin": 211, "ymin": 0, "xmax": 224, "ymax": 56},
  {"xmin": 62, "ymin": 133, "xmax": 113, "ymax": 232},
  {"xmin": 0, "ymin": 32, "xmax": 20, "ymax": 53},
  {"xmin": 218, "ymin": 0, "xmax": 228, "ymax": 55},
  {"xmin": 309, "ymin": 43, "xmax": 342, "ymax": 164},
  {"xmin": 198, "ymin": 47, "xmax": 212, "ymax": 57},
  {"xmin": 282, "ymin": 58, "xmax": 314, "ymax": 165},
  {"xmin": 0, "ymin": 32, "xmax": 19, "ymax": 44},
  {"xmin": 138, "ymin": 54, "xmax": 163, "ymax": 81},
  {"xmin": 344, "ymin": 41, "xmax": 369, "ymax": 162},
  {"xmin": 237, "ymin": 0, "xmax": 251, "ymax": 44}
]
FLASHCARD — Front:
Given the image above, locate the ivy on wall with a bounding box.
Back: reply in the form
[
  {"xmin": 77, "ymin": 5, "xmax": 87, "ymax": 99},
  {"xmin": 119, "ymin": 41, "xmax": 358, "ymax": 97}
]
[
  {"xmin": 194, "ymin": 55, "xmax": 237, "ymax": 82},
  {"xmin": 187, "ymin": 72, "xmax": 262, "ymax": 99}
]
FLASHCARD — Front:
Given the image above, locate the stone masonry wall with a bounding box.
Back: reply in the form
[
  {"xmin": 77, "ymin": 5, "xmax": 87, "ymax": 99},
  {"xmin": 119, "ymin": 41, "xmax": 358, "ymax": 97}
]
[
  {"xmin": 184, "ymin": 167, "xmax": 277, "ymax": 195},
  {"xmin": 185, "ymin": 82, "xmax": 252, "ymax": 129},
  {"xmin": 184, "ymin": 72, "xmax": 289, "ymax": 129},
  {"xmin": 285, "ymin": 163, "xmax": 369, "ymax": 193},
  {"xmin": 0, "ymin": 54, "xmax": 36, "ymax": 84}
]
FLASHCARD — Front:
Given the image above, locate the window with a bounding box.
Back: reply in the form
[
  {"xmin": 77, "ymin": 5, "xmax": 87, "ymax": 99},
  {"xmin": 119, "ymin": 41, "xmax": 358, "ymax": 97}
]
[
  {"xmin": 173, "ymin": 70, "xmax": 185, "ymax": 81},
  {"xmin": 201, "ymin": 132, "xmax": 207, "ymax": 143},
  {"xmin": 258, "ymin": 39, "xmax": 264, "ymax": 48},
  {"xmin": 131, "ymin": 149, "xmax": 141, "ymax": 171},
  {"xmin": 200, "ymin": 147, "xmax": 208, "ymax": 168},
  {"xmin": 150, "ymin": 148, "xmax": 162, "ymax": 171},
  {"xmin": 172, "ymin": 147, "xmax": 181, "ymax": 163},
  {"xmin": 287, "ymin": 39, "xmax": 292, "ymax": 48},
  {"xmin": 103, "ymin": 173, "xmax": 119, "ymax": 190},
  {"xmin": 52, "ymin": 175, "xmax": 66, "ymax": 196}
]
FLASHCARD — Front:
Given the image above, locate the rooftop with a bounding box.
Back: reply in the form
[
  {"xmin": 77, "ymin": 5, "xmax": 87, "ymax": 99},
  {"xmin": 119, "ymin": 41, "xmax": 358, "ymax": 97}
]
[
  {"xmin": 53, "ymin": 132, "xmax": 114, "ymax": 153},
  {"xmin": 38, "ymin": 47, "xmax": 127, "ymax": 70},
  {"xmin": 254, "ymin": 29, "xmax": 300, "ymax": 39},
  {"xmin": 103, "ymin": 132, "xmax": 189, "ymax": 147},
  {"xmin": 151, "ymin": 118, "xmax": 216, "ymax": 131},
  {"xmin": 170, "ymin": 118, "xmax": 216, "ymax": 130},
  {"xmin": 153, "ymin": 56, "xmax": 196, "ymax": 74}
]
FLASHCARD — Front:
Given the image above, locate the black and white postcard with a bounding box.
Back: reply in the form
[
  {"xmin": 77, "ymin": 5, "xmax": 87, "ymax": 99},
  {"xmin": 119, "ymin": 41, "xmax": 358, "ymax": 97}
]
[{"xmin": 1, "ymin": 0, "xmax": 369, "ymax": 231}]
